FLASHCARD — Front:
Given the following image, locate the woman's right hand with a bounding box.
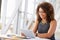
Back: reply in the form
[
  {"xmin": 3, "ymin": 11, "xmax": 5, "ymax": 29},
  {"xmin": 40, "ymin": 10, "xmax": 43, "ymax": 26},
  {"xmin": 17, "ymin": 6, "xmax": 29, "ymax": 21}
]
[{"xmin": 21, "ymin": 32, "xmax": 26, "ymax": 37}]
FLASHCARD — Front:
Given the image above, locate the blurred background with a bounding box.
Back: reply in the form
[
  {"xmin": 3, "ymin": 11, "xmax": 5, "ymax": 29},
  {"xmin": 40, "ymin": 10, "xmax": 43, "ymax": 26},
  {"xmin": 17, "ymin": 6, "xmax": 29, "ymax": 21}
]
[{"xmin": 0, "ymin": 0, "xmax": 60, "ymax": 39}]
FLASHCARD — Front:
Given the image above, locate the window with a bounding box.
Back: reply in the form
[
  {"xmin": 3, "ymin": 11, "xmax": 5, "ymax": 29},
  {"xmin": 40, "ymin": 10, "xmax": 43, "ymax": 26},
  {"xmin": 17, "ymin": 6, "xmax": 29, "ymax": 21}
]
[{"xmin": 0, "ymin": 0, "xmax": 1, "ymax": 19}]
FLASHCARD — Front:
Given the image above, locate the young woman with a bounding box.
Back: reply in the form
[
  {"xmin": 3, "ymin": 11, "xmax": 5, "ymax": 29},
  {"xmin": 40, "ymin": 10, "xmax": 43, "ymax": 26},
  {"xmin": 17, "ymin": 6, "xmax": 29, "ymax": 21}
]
[{"xmin": 33, "ymin": 2, "xmax": 57, "ymax": 40}]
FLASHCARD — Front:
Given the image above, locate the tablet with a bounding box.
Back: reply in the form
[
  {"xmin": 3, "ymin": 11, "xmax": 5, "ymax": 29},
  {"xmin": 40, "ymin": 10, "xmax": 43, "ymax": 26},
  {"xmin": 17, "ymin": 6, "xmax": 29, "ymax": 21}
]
[{"xmin": 21, "ymin": 29, "xmax": 35, "ymax": 39}]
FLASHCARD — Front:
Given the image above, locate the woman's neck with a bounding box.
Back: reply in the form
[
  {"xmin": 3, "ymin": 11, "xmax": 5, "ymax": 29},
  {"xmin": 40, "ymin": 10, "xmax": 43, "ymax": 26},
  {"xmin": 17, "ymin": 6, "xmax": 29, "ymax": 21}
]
[{"xmin": 41, "ymin": 19, "xmax": 47, "ymax": 24}]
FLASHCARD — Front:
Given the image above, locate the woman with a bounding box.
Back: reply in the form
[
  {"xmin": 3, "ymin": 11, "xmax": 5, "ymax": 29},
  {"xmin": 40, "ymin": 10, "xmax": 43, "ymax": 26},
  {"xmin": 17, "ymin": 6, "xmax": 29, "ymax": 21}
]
[{"xmin": 33, "ymin": 2, "xmax": 57, "ymax": 40}]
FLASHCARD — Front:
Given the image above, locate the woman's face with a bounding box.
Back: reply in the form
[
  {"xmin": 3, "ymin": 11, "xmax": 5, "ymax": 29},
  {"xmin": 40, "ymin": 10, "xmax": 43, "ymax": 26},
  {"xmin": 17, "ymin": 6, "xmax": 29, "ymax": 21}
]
[{"xmin": 39, "ymin": 8, "xmax": 47, "ymax": 19}]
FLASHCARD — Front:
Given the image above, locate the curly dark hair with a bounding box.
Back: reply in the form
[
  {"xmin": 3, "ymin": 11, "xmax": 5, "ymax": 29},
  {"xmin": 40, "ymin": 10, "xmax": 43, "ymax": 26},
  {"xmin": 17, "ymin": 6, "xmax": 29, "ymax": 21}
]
[{"xmin": 36, "ymin": 2, "xmax": 55, "ymax": 23}]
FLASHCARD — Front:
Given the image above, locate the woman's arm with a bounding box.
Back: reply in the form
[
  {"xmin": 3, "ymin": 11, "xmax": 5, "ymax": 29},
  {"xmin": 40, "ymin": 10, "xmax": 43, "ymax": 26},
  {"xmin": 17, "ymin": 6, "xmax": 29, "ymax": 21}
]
[
  {"xmin": 36, "ymin": 20, "xmax": 57, "ymax": 38},
  {"xmin": 32, "ymin": 19, "xmax": 39, "ymax": 33}
]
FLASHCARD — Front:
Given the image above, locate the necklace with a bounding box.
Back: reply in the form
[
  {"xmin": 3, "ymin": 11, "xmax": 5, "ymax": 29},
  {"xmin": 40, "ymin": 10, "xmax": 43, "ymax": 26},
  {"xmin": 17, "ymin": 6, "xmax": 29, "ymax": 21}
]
[{"xmin": 41, "ymin": 21, "xmax": 47, "ymax": 25}]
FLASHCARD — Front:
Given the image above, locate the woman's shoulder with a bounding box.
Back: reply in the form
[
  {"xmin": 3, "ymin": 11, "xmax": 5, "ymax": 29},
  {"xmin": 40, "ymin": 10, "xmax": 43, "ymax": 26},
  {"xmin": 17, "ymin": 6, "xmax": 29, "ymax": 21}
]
[
  {"xmin": 35, "ymin": 19, "xmax": 39, "ymax": 23},
  {"xmin": 50, "ymin": 19, "xmax": 57, "ymax": 25},
  {"xmin": 51, "ymin": 19, "xmax": 57, "ymax": 23}
]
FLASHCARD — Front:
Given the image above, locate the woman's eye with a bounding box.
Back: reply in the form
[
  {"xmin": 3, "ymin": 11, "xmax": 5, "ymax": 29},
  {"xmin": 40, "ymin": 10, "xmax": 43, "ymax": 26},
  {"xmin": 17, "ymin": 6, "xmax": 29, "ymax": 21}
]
[{"xmin": 39, "ymin": 11, "xmax": 45, "ymax": 13}]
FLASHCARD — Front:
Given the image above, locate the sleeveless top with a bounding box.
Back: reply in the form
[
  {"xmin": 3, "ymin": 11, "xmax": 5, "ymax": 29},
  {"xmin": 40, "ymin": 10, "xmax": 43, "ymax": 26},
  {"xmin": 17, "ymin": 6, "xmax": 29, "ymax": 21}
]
[{"xmin": 38, "ymin": 22, "xmax": 55, "ymax": 40}]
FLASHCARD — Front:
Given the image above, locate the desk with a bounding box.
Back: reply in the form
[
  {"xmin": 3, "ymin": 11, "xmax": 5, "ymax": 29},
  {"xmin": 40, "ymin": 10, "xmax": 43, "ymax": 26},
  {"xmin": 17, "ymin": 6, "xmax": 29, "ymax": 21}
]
[
  {"xmin": 0, "ymin": 34, "xmax": 50, "ymax": 40},
  {"xmin": 22, "ymin": 37, "xmax": 50, "ymax": 40}
]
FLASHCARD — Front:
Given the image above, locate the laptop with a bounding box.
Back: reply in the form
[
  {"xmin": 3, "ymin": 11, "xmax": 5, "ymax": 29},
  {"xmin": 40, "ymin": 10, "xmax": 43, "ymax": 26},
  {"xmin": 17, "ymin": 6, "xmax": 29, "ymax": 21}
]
[{"xmin": 21, "ymin": 29, "xmax": 36, "ymax": 39}]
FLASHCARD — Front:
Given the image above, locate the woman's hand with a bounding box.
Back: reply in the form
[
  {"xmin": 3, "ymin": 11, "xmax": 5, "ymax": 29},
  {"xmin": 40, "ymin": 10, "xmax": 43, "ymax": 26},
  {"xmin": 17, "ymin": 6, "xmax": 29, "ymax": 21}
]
[
  {"xmin": 21, "ymin": 32, "xmax": 26, "ymax": 37},
  {"xmin": 34, "ymin": 33, "xmax": 38, "ymax": 37}
]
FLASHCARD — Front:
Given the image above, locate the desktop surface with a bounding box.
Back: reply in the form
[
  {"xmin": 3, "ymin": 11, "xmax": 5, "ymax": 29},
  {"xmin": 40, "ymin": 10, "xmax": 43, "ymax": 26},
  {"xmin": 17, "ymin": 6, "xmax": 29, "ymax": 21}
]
[{"xmin": 0, "ymin": 34, "xmax": 50, "ymax": 40}]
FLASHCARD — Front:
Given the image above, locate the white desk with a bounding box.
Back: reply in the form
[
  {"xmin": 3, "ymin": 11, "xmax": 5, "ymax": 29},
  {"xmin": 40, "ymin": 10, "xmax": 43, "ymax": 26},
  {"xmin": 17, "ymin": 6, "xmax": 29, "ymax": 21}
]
[
  {"xmin": 22, "ymin": 37, "xmax": 49, "ymax": 40},
  {"xmin": 0, "ymin": 34, "xmax": 12, "ymax": 40},
  {"xmin": 0, "ymin": 34, "xmax": 50, "ymax": 40}
]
